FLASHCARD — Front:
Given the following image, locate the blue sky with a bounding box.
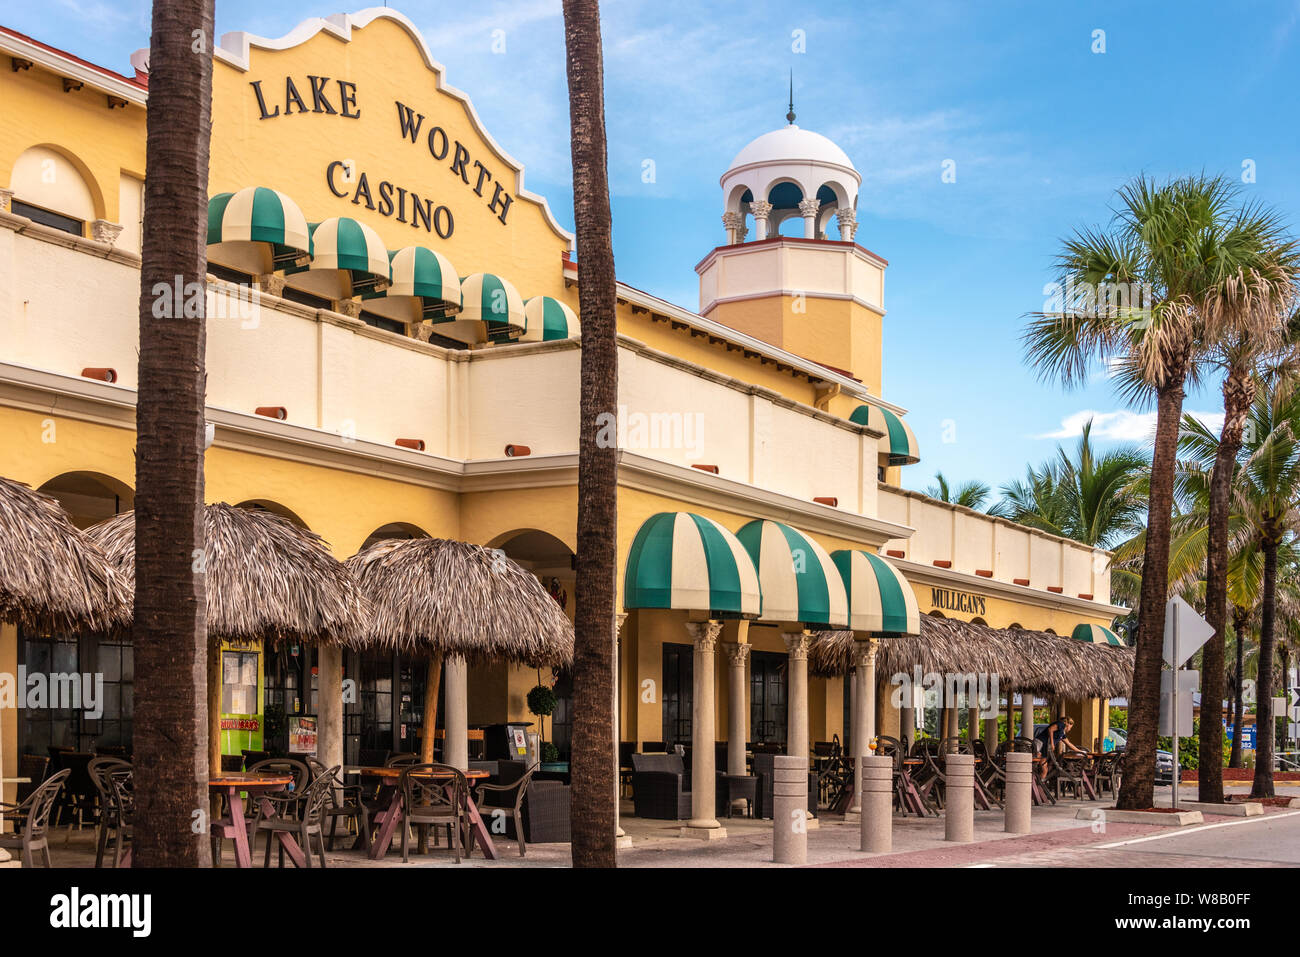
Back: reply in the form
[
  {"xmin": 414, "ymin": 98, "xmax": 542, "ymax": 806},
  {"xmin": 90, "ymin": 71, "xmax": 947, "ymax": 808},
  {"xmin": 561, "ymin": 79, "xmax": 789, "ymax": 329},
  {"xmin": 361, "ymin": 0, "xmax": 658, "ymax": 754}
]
[{"xmin": 15, "ymin": 0, "xmax": 1300, "ymax": 496}]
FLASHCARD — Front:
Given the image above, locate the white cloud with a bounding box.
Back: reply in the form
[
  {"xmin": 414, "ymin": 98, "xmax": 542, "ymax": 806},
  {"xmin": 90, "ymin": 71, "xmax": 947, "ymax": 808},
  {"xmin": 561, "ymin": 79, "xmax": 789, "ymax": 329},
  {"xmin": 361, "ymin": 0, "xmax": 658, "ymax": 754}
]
[{"xmin": 1036, "ymin": 409, "xmax": 1224, "ymax": 442}]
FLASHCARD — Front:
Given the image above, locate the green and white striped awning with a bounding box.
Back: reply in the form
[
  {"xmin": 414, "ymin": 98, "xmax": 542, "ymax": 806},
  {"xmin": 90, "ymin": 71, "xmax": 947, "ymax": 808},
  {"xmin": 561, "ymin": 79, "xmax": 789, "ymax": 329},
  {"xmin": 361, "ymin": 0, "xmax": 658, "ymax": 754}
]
[
  {"xmin": 457, "ymin": 272, "xmax": 525, "ymax": 332},
  {"xmin": 623, "ymin": 512, "xmax": 761, "ymax": 618},
  {"xmin": 850, "ymin": 403, "xmax": 920, "ymax": 465},
  {"xmin": 365, "ymin": 245, "xmax": 461, "ymax": 318},
  {"xmin": 735, "ymin": 520, "xmax": 847, "ymax": 627},
  {"xmin": 207, "ymin": 187, "xmax": 309, "ymax": 266},
  {"xmin": 300, "ymin": 217, "xmax": 391, "ymax": 294},
  {"xmin": 519, "ymin": 296, "xmax": 580, "ymax": 342},
  {"xmin": 1072, "ymin": 623, "xmax": 1124, "ymax": 646},
  {"xmin": 830, "ymin": 549, "xmax": 920, "ymax": 636}
]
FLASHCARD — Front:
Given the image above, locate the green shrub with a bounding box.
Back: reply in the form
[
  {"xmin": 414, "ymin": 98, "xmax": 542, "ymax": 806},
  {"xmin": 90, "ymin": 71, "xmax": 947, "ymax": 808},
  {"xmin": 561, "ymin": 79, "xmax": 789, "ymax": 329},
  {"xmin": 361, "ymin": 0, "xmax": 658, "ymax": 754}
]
[{"xmin": 527, "ymin": 684, "xmax": 557, "ymax": 718}]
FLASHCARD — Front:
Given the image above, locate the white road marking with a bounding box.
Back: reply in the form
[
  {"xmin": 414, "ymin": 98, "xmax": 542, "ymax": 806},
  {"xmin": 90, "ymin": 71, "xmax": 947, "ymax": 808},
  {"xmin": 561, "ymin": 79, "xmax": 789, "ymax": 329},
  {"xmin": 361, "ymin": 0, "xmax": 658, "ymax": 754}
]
[{"xmin": 1093, "ymin": 809, "xmax": 1300, "ymax": 848}]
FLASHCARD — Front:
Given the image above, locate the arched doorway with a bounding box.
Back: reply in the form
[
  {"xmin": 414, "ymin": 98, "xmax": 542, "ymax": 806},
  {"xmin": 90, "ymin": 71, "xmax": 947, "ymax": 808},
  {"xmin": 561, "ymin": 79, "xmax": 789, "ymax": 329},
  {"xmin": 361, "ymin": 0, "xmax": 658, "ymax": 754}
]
[{"xmin": 489, "ymin": 529, "xmax": 575, "ymax": 760}]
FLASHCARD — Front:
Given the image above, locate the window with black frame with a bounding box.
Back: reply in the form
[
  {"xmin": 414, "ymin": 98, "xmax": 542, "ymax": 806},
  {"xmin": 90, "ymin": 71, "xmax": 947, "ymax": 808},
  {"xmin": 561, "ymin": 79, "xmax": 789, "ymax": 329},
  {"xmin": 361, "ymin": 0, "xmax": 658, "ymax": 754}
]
[{"xmin": 17, "ymin": 627, "xmax": 134, "ymax": 755}]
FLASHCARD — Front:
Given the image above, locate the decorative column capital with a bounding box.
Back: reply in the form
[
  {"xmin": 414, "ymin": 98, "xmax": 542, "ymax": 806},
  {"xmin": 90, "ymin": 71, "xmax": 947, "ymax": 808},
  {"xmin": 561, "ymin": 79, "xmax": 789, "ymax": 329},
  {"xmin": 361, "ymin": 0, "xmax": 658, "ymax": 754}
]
[
  {"xmin": 782, "ymin": 631, "xmax": 811, "ymax": 660},
  {"xmin": 798, "ymin": 198, "xmax": 821, "ymax": 218},
  {"xmin": 854, "ymin": 637, "xmax": 879, "ymax": 668},
  {"xmin": 615, "ymin": 612, "xmax": 629, "ymax": 634},
  {"xmin": 0, "ymin": 187, "xmax": 13, "ymax": 212},
  {"xmin": 685, "ymin": 619, "xmax": 723, "ymax": 651},
  {"xmin": 725, "ymin": 642, "xmax": 751, "ymax": 666},
  {"xmin": 91, "ymin": 219, "xmax": 124, "ymax": 245},
  {"xmin": 336, "ymin": 299, "xmax": 364, "ymax": 319},
  {"xmin": 836, "ymin": 207, "xmax": 857, "ymax": 241},
  {"xmin": 721, "ymin": 210, "xmax": 744, "ymax": 230},
  {"xmin": 749, "ymin": 200, "xmax": 773, "ymax": 221}
]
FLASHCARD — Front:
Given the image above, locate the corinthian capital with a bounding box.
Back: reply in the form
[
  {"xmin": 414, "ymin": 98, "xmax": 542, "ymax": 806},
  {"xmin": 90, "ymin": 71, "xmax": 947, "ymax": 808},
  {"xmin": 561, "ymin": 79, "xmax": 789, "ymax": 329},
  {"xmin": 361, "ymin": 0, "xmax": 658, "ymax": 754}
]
[
  {"xmin": 798, "ymin": 198, "xmax": 821, "ymax": 218},
  {"xmin": 783, "ymin": 631, "xmax": 811, "ymax": 660},
  {"xmin": 749, "ymin": 200, "xmax": 773, "ymax": 221},
  {"xmin": 685, "ymin": 620, "xmax": 723, "ymax": 651}
]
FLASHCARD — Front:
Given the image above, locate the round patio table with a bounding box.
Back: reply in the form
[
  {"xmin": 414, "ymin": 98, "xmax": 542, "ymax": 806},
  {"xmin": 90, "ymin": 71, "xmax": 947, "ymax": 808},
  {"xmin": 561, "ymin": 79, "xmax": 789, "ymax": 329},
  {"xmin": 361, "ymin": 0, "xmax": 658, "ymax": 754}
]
[
  {"xmin": 209, "ymin": 772, "xmax": 294, "ymax": 868},
  {"xmin": 354, "ymin": 766, "xmax": 494, "ymax": 861}
]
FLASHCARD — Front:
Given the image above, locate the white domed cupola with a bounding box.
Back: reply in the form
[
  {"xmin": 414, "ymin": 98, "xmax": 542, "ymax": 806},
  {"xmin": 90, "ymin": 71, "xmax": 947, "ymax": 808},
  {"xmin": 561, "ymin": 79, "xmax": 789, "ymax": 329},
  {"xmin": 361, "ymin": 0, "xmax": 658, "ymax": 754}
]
[{"xmin": 720, "ymin": 96, "xmax": 860, "ymax": 244}]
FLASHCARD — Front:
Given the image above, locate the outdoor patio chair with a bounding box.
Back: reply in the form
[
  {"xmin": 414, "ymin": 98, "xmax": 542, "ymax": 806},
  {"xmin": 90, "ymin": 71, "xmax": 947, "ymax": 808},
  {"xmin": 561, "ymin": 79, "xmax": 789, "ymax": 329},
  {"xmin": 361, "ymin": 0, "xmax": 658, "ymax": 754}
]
[
  {"xmin": 630, "ymin": 752, "xmax": 691, "ymax": 820},
  {"xmin": 1092, "ymin": 753, "xmax": 1121, "ymax": 797},
  {"xmin": 306, "ymin": 758, "xmax": 371, "ymax": 852},
  {"xmin": 55, "ymin": 751, "xmax": 96, "ymax": 837},
  {"xmin": 385, "ymin": 752, "xmax": 420, "ymax": 767},
  {"xmin": 474, "ymin": 762, "xmax": 538, "ymax": 857},
  {"xmin": 255, "ymin": 766, "xmax": 336, "ymax": 868},
  {"xmin": 243, "ymin": 758, "xmax": 312, "ymax": 852},
  {"xmin": 1044, "ymin": 746, "xmax": 1086, "ymax": 801},
  {"xmin": 1013, "ymin": 736, "xmax": 1037, "ymax": 754},
  {"xmin": 971, "ymin": 739, "xmax": 1004, "ymax": 798},
  {"xmin": 96, "ymin": 744, "xmax": 129, "ymax": 759},
  {"xmin": 241, "ymin": 749, "xmax": 270, "ymax": 768},
  {"xmin": 0, "ymin": 769, "xmax": 69, "ymax": 867},
  {"xmin": 88, "ymin": 757, "xmax": 133, "ymax": 868},
  {"xmin": 399, "ymin": 763, "xmax": 467, "ymax": 864}
]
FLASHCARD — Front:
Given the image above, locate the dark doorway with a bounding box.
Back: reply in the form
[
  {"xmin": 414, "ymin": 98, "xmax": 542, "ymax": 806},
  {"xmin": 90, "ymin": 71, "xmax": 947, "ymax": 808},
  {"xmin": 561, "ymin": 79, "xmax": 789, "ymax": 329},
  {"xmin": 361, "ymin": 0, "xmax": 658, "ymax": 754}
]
[
  {"xmin": 662, "ymin": 642, "xmax": 693, "ymax": 747},
  {"xmin": 750, "ymin": 650, "xmax": 787, "ymax": 747}
]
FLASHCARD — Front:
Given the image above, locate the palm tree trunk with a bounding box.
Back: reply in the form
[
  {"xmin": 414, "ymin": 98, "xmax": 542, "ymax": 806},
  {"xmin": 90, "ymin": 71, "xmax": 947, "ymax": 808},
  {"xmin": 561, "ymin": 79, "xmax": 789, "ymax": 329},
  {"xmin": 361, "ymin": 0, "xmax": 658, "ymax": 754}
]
[
  {"xmin": 132, "ymin": 0, "xmax": 215, "ymax": 866},
  {"xmin": 1118, "ymin": 377, "xmax": 1186, "ymax": 810},
  {"xmin": 1198, "ymin": 369, "xmax": 1252, "ymax": 802},
  {"xmin": 1230, "ymin": 606, "xmax": 1247, "ymax": 768},
  {"xmin": 562, "ymin": 0, "xmax": 618, "ymax": 868},
  {"xmin": 1251, "ymin": 539, "xmax": 1279, "ymax": 798}
]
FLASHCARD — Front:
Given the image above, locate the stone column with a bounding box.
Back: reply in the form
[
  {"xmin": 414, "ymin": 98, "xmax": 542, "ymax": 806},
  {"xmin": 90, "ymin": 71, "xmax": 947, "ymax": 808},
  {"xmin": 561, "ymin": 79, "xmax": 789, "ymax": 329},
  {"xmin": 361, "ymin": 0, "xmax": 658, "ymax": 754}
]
[
  {"xmin": 444, "ymin": 656, "xmax": 469, "ymax": 770},
  {"xmin": 725, "ymin": 642, "xmax": 750, "ymax": 777},
  {"xmin": 682, "ymin": 621, "xmax": 725, "ymax": 839},
  {"xmin": 848, "ymin": 671, "xmax": 858, "ymax": 768},
  {"xmin": 900, "ymin": 705, "xmax": 915, "ymax": 746},
  {"xmin": 983, "ymin": 717, "xmax": 999, "ymax": 746},
  {"xmin": 798, "ymin": 198, "xmax": 821, "ymax": 239},
  {"xmin": 968, "ymin": 707, "xmax": 980, "ymax": 745},
  {"xmin": 944, "ymin": 753, "xmax": 975, "ymax": 842},
  {"xmin": 1004, "ymin": 751, "xmax": 1032, "ymax": 833},
  {"xmin": 859, "ymin": 753, "xmax": 893, "ymax": 853},
  {"xmin": 1021, "ymin": 695, "xmax": 1034, "ymax": 746},
  {"xmin": 721, "ymin": 210, "xmax": 744, "ymax": 245},
  {"xmin": 751, "ymin": 200, "xmax": 773, "ymax": 241},
  {"xmin": 848, "ymin": 639, "xmax": 878, "ymax": 815},
  {"xmin": 771, "ymin": 755, "xmax": 808, "ymax": 864},
  {"xmin": 836, "ymin": 207, "xmax": 857, "ymax": 242},
  {"xmin": 317, "ymin": 645, "xmax": 344, "ymax": 775},
  {"xmin": 783, "ymin": 632, "xmax": 811, "ymax": 761}
]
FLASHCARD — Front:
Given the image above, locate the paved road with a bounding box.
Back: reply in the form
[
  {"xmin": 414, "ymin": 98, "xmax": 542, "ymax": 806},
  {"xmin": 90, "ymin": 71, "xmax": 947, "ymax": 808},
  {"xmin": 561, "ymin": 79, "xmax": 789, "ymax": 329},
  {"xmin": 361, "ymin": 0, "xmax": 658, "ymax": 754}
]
[{"xmin": 980, "ymin": 809, "xmax": 1300, "ymax": 867}]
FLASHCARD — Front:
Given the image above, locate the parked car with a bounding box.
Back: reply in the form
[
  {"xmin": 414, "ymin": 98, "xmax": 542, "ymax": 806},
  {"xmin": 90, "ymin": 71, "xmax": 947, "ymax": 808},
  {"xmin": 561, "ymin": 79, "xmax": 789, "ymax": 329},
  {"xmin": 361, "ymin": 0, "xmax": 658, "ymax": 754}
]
[{"xmin": 1105, "ymin": 727, "xmax": 1175, "ymax": 786}]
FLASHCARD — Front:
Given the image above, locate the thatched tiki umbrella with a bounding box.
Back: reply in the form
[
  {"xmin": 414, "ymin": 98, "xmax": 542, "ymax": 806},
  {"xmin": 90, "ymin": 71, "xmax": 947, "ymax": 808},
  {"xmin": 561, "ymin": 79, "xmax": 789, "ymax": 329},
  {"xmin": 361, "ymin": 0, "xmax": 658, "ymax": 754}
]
[
  {"xmin": 346, "ymin": 538, "xmax": 575, "ymax": 768},
  {"xmin": 89, "ymin": 503, "xmax": 368, "ymax": 772},
  {"xmin": 0, "ymin": 476, "xmax": 129, "ymax": 845}
]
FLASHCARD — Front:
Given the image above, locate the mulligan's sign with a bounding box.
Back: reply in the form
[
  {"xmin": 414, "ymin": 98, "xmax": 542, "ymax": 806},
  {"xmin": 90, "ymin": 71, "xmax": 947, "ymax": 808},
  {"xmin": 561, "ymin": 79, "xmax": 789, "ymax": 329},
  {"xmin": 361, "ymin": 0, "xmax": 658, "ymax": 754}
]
[
  {"xmin": 930, "ymin": 587, "xmax": 987, "ymax": 617},
  {"xmin": 248, "ymin": 76, "xmax": 517, "ymax": 239}
]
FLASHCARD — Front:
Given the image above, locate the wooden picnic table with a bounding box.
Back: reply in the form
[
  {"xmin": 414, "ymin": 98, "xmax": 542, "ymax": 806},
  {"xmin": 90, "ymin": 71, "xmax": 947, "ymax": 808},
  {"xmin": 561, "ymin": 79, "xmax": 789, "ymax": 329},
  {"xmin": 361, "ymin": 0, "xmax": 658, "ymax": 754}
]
[
  {"xmin": 352, "ymin": 766, "xmax": 495, "ymax": 861},
  {"xmin": 209, "ymin": 772, "xmax": 296, "ymax": 868}
]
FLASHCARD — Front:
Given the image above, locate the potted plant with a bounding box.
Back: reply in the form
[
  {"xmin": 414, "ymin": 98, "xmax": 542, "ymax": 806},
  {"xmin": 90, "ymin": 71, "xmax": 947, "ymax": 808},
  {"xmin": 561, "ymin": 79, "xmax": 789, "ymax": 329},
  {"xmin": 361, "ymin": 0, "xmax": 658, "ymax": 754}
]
[{"xmin": 527, "ymin": 680, "xmax": 562, "ymax": 770}]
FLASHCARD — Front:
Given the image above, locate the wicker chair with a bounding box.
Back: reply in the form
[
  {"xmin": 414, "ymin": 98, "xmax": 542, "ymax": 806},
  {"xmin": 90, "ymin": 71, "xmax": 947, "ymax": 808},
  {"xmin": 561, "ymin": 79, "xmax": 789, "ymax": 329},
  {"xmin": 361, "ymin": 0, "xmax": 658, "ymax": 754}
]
[
  {"xmin": 0, "ymin": 769, "xmax": 69, "ymax": 867},
  {"xmin": 88, "ymin": 757, "xmax": 133, "ymax": 868},
  {"xmin": 242, "ymin": 758, "xmax": 311, "ymax": 855},
  {"xmin": 474, "ymin": 763, "xmax": 538, "ymax": 857},
  {"xmin": 386, "ymin": 752, "xmax": 420, "ymax": 767},
  {"xmin": 255, "ymin": 767, "xmax": 337, "ymax": 868},
  {"xmin": 55, "ymin": 751, "xmax": 96, "ymax": 837},
  {"xmin": 1044, "ymin": 746, "xmax": 1087, "ymax": 801},
  {"xmin": 630, "ymin": 753, "xmax": 691, "ymax": 820},
  {"xmin": 400, "ymin": 763, "xmax": 467, "ymax": 864},
  {"xmin": 1093, "ymin": 753, "xmax": 1122, "ymax": 797}
]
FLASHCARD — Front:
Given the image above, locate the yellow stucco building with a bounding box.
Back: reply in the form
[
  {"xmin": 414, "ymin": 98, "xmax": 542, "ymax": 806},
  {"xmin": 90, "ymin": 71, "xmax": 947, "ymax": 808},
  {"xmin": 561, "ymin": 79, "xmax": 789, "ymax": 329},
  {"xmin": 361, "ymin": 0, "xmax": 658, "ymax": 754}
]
[{"xmin": 0, "ymin": 10, "xmax": 1123, "ymax": 804}]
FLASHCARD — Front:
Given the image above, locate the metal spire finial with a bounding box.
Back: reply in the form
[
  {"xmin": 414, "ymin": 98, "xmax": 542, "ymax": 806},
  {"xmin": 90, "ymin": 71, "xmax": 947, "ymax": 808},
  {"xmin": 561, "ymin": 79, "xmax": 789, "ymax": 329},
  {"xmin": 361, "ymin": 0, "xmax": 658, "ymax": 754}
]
[{"xmin": 786, "ymin": 72, "xmax": 796, "ymax": 125}]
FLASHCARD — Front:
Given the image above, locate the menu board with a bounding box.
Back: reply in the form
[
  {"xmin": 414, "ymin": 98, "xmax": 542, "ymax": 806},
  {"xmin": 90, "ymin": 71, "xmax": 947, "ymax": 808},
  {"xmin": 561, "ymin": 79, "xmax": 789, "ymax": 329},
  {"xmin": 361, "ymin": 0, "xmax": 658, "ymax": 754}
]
[{"xmin": 289, "ymin": 715, "xmax": 318, "ymax": 754}]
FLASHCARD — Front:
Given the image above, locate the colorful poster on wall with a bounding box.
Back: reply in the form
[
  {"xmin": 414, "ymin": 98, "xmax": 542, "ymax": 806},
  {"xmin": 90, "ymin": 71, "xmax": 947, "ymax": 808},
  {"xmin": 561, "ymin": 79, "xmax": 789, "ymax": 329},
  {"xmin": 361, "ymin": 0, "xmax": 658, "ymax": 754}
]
[
  {"xmin": 511, "ymin": 727, "xmax": 528, "ymax": 756},
  {"xmin": 289, "ymin": 715, "xmax": 318, "ymax": 754}
]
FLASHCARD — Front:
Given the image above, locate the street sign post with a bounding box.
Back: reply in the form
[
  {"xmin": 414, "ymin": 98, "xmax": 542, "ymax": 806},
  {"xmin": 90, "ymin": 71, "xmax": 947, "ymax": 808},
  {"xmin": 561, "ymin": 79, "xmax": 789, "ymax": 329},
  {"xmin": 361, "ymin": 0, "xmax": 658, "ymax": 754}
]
[{"xmin": 1164, "ymin": 596, "xmax": 1214, "ymax": 808}]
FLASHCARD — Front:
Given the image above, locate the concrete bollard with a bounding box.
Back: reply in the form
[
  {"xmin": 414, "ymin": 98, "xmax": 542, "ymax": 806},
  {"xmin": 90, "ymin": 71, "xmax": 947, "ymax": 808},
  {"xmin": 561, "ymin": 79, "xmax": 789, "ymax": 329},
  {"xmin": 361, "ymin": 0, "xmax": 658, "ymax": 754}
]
[
  {"xmin": 944, "ymin": 753, "xmax": 975, "ymax": 843},
  {"xmin": 772, "ymin": 756, "xmax": 809, "ymax": 865},
  {"xmin": 1004, "ymin": 751, "xmax": 1032, "ymax": 834},
  {"xmin": 859, "ymin": 754, "xmax": 893, "ymax": 853}
]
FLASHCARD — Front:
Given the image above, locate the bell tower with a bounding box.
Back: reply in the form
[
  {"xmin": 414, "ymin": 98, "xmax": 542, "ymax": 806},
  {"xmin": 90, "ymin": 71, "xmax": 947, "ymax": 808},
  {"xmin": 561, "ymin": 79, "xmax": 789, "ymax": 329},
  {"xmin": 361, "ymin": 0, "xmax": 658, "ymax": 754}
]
[{"xmin": 696, "ymin": 107, "xmax": 886, "ymax": 394}]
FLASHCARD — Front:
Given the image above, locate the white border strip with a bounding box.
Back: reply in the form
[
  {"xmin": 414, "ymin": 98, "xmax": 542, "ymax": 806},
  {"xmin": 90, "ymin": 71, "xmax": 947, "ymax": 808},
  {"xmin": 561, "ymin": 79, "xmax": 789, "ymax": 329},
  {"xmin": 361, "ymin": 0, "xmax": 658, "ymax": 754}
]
[{"xmin": 1093, "ymin": 808, "xmax": 1300, "ymax": 848}]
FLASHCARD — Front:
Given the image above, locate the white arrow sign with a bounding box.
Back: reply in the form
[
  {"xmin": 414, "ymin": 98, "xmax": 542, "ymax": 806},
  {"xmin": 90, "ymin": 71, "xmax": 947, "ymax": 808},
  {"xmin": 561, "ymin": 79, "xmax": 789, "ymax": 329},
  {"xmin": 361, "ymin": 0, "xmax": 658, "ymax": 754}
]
[{"xmin": 1163, "ymin": 594, "xmax": 1214, "ymax": 668}]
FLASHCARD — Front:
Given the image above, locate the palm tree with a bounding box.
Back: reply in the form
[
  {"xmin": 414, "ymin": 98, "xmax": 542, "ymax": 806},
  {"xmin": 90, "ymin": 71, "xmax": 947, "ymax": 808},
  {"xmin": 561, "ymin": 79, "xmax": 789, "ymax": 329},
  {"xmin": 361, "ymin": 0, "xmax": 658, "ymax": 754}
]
[
  {"xmin": 926, "ymin": 472, "xmax": 994, "ymax": 510},
  {"xmin": 1190, "ymin": 208, "xmax": 1298, "ymax": 802},
  {"xmin": 1231, "ymin": 376, "xmax": 1300, "ymax": 796},
  {"xmin": 562, "ymin": 0, "xmax": 618, "ymax": 867},
  {"xmin": 132, "ymin": 0, "xmax": 215, "ymax": 866},
  {"xmin": 1023, "ymin": 175, "xmax": 1249, "ymax": 810}
]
